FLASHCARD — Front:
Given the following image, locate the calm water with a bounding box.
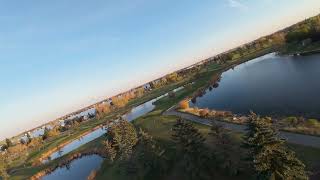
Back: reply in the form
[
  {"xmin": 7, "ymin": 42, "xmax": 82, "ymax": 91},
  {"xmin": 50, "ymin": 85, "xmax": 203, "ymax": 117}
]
[
  {"xmin": 191, "ymin": 53, "xmax": 320, "ymax": 118},
  {"xmin": 123, "ymin": 86, "xmax": 184, "ymax": 121},
  {"xmin": 45, "ymin": 127, "xmax": 107, "ymax": 162},
  {"xmin": 42, "ymin": 155, "xmax": 103, "ymax": 180}
]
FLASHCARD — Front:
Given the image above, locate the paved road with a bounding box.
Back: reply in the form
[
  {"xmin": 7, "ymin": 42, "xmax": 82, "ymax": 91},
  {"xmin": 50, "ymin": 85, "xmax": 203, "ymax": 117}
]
[{"xmin": 164, "ymin": 110, "xmax": 320, "ymax": 149}]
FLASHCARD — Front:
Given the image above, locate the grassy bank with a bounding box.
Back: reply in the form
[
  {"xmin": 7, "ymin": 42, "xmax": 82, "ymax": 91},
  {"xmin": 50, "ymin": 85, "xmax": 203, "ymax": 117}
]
[{"xmin": 9, "ymin": 135, "xmax": 105, "ymax": 180}]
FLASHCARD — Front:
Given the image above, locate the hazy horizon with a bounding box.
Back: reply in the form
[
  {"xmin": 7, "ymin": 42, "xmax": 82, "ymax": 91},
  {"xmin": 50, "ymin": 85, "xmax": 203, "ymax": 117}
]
[{"xmin": 1, "ymin": 0, "xmax": 320, "ymax": 140}]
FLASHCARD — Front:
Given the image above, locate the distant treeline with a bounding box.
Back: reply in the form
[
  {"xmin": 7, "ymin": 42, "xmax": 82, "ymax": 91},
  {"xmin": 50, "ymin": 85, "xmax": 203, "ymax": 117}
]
[{"xmin": 286, "ymin": 15, "xmax": 320, "ymax": 42}]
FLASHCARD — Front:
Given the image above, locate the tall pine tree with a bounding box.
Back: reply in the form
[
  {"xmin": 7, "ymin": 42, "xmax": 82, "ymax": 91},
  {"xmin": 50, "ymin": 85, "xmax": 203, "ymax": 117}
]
[
  {"xmin": 171, "ymin": 118, "xmax": 209, "ymax": 180},
  {"xmin": 209, "ymin": 122, "xmax": 242, "ymax": 176},
  {"xmin": 106, "ymin": 119, "xmax": 138, "ymax": 161},
  {"xmin": 243, "ymin": 113, "xmax": 307, "ymax": 180}
]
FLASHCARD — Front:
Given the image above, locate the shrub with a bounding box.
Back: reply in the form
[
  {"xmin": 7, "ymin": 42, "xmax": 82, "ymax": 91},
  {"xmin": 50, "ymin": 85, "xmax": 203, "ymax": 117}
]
[
  {"xmin": 168, "ymin": 91, "xmax": 176, "ymax": 98},
  {"xmin": 199, "ymin": 109, "xmax": 209, "ymax": 118},
  {"xmin": 87, "ymin": 170, "xmax": 97, "ymax": 180},
  {"xmin": 179, "ymin": 100, "xmax": 189, "ymax": 109},
  {"xmin": 305, "ymin": 119, "xmax": 320, "ymax": 128},
  {"xmin": 223, "ymin": 111, "xmax": 233, "ymax": 117},
  {"xmin": 284, "ymin": 117, "xmax": 299, "ymax": 126}
]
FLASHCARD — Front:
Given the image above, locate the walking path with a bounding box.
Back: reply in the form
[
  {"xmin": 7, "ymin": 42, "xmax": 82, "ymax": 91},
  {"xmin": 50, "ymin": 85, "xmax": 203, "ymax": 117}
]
[{"xmin": 164, "ymin": 110, "xmax": 320, "ymax": 149}]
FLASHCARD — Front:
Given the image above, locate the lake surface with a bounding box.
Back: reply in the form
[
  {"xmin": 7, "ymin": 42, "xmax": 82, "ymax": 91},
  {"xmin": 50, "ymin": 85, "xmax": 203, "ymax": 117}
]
[
  {"xmin": 123, "ymin": 86, "xmax": 184, "ymax": 121},
  {"xmin": 42, "ymin": 155, "xmax": 103, "ymax": 180},
  {"xmin": 45, "ymin": 127, "xmax": 107, "ymax": 162},
  {"xmin": 191, "ymin": 53, "xmax": 320, "ymax": 118}
]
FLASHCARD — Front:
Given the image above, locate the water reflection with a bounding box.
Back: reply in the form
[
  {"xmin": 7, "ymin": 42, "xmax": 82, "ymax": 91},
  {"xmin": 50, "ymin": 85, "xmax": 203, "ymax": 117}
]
[
  {"xmin": 45, "ymin": 127, "xmax": 107, "ymax": 162},
  {"xmin": 42, "ymin": 155, "xmax": 103, "ymax": 180}
]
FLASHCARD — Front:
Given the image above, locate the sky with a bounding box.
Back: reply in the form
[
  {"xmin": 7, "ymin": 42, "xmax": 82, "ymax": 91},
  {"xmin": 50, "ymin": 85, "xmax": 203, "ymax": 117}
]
[{"xmin": 0, "ymin": 0, "xmax": 319, "ymax": 140}]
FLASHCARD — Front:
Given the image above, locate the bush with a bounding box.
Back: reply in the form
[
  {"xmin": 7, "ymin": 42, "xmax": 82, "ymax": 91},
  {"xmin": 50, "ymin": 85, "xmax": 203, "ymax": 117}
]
[
  {"xmin": 168, "ymin": 91, "xmax": 176, "ymax": 98},
  {"xmin": 305, "ymin": 119, "xmax": 320, "ymax": 128},
  {"xmin": 0, "ymin": 144, "xmax": 8, "ymax": 151},
  {"xmin": 179, "ymin": 100, "xmax": 189, "ymax": 109},
  {"xmin": 199, "ymin": 109, "xmax": 209, "ymax": 118},
  {"xmin": 284, "ymin": 117, "xmax": 299, "ymax": 126}
]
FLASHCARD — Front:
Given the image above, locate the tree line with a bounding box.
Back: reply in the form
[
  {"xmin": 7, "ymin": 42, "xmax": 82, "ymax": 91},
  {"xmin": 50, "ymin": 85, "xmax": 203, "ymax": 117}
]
[{"xmin": 102, "ymin": 113, "xmax": 307, "ymax": 180}]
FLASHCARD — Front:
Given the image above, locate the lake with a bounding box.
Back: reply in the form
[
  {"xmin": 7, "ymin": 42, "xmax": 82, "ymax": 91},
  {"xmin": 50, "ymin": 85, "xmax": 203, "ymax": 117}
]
[
  {"xmin": 123, "ymin": 86, "xmax": 184, "ymax": 121},
  {"xmin": 42, "ymin": 155, "xmax": 103, "ymax": 180},
  {"xmin": 44, "ymin": 127, "xmax": 107, "ymax": 162},
  {"xmin": 190, "ymin": 53, "xmax": 320, "ymax": 118}
]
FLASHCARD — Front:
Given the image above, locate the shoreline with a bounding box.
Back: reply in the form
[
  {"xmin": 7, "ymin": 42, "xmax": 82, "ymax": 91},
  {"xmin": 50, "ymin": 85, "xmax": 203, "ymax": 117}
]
[
  {"xmin": 34, "ymin": 124, "xmax": 105, "ymax": 166},
  {"xmin": 31, "ymin": 149, "xmax": 105, "ymax": 180}
]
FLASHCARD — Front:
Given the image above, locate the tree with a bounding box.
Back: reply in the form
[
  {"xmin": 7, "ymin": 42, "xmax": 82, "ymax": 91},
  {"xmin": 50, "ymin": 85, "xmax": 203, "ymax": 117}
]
[
  {"xmin": 5, "ymin": 138, "xmax": 13, "ymax": 148},
  {"xmin": 111, "ymin": 96, "xmax": 128, "ymax": 108},
  {"xmin": 124, "ymin": 128, "xmax": 166, "ymax": 179},
  {"xmin": 199, "ymin": 108, "xmax": 209, "ymax": 118},
  {"xmin": 104, "ymin": 140, "xmax": 117, "ymax": 162},
  {"xmin": 209, "ymin": 123, "xmax": 242, "ymax": 175},
  {"xmin": 179, "ymin": 100, "xmax": 189, "ymax": 109},
  {"xmin": 95, "ymin": 103, "xmax": 111, "ymax": 119},
  {"xmin": 106, "ymin": 119, "xmax": 138, "ymax": 161},
  {"xmin": 134, "ymin": 87, "xmax": 145, "ymax": 98},
  {"xmin": 42, "ymin": 128, "xmax": 50, "ymax": 140},
  {"xmin": 42, "ymin": 127, "xmax": 59, "ymax": 141},
  {"xmin": 26, "ymin": 133, "xmax": 32, "ymax": 144},
  {"xmin": 171, "ymin": 118, "xmax": 209, "ymax": 180},
  {"xmin": 137, "ymin": 129, "xmax": 166, "ymax": 176},
  {"xmin": 166, "ymin": 72, "xmax": 179, "ymax": 82},
  {"xmin": 243, "ymin": 113, "xmax": 307, "ymax": 180},
  {"xmin": 271, "ymin": 32, "xmax": 286, "ymax": 45}
]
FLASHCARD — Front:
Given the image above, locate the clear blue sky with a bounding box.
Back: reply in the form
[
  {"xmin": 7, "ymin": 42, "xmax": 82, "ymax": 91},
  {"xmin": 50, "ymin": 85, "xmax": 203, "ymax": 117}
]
[{"xmin": 0, "ymin": 0, "xmax": 319, "ymax": 140}]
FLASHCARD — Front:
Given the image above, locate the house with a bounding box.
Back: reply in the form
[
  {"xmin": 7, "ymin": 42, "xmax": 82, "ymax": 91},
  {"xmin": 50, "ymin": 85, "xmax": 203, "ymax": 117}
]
[{"xmin": 143, "ymin": 83, "xmax": 152, "ymax": 90}]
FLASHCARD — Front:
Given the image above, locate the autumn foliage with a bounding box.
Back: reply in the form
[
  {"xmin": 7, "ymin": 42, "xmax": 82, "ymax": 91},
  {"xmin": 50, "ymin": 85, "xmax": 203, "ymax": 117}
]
[
  {"xmin": 199, "ymin": 108, "xmax": 209, "ymax": 118},
  {"xmin": 179, "ymin": 100, "xmax": 189, "ymax": 109}
]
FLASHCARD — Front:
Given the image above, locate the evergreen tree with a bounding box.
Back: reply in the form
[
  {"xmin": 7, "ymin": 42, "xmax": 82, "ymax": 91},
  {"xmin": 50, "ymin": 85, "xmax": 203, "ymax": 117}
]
[
  {"xmin": 42, "ymin": 127, "xmax": 50, "ymax": 140},
  {"xmin": 243, "ymin": 113, "xmax": 307, "ymax": 180},
  {"xmin": 26, "ymin": 133, "xmax": 32, "ymax": 144},
  {"xmin": 107, "ymin": 119, "xmax": 138, "ymax": 161},
  {"xmin": 5, "ymin": 138, "xmax": 12, "ymax": 148},
  {"xmin": 136, "ymin": 128, "xmax": 166, "ymax": 178},
  {"xmin": 104, "ymin": 140, "xmax": 117, "ymax": 162},
  {"xmin": 171, "ymin": 118, "xmax": 209, "ymax": 180},
  {"xmin": 209, "ymin": 123, "xmax": 242, "ymax": 176}
]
